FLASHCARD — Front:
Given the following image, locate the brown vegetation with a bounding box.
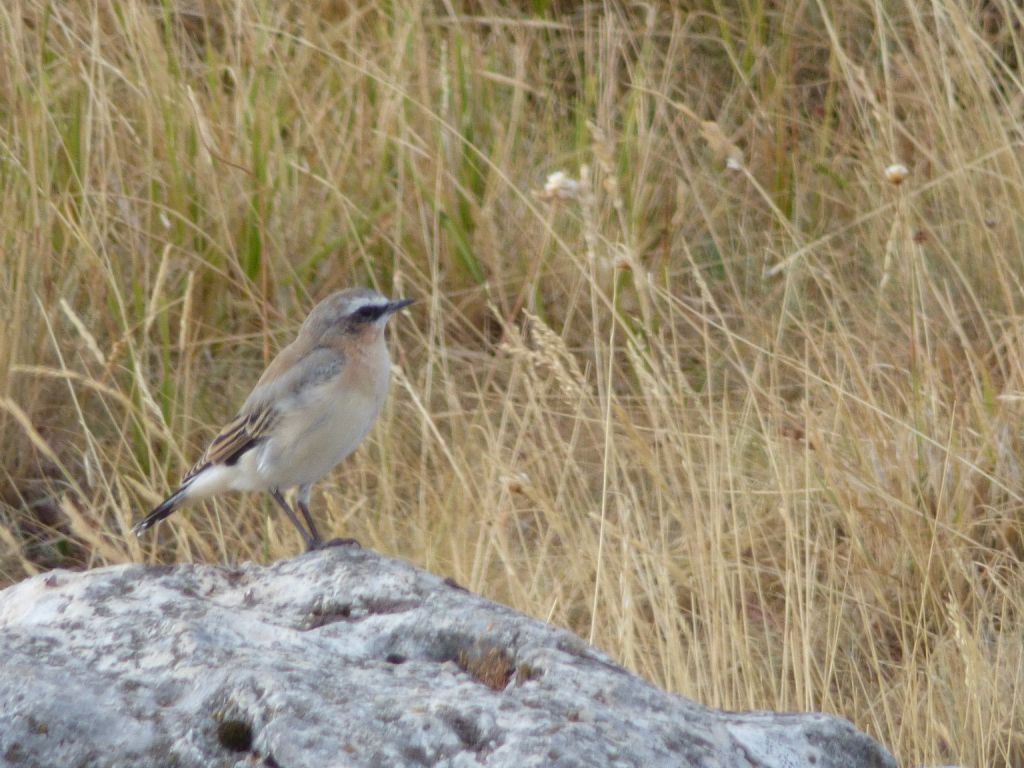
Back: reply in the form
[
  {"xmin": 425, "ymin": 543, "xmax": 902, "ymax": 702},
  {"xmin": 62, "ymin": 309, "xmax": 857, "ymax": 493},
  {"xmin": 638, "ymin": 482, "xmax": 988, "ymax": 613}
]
[{"xmin": 2, "ymin": 1, "xmax": 1023, "ymax": 764}]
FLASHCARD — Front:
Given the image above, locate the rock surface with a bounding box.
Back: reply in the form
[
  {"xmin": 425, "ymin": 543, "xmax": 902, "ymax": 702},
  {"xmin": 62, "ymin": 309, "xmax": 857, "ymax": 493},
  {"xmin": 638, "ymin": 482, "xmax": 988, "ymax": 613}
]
[{"xmin": 0, "ymin": 548, "xmax": 897, "ymax": 768}]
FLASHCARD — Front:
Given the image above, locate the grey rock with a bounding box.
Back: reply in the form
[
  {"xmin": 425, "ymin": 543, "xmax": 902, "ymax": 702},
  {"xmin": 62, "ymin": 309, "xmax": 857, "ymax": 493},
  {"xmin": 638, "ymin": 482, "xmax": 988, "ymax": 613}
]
[{"xmin": 0, "ymin": 549, "xmax": 897, "ymax": 768}]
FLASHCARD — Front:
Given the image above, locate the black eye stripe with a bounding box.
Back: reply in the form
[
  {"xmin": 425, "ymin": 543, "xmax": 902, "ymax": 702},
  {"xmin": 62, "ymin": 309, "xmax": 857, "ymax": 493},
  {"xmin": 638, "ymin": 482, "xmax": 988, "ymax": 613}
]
[{"xmin": 354, "ymin": 304, "xmax": 386, "ymax": 321}]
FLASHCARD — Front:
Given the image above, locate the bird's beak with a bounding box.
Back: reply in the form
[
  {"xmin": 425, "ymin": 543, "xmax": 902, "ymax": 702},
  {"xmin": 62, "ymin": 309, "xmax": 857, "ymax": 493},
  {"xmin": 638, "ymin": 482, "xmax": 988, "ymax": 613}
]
[{"xmin": 386, "ymin": 298, "xmax": 415, "ymax": 315}]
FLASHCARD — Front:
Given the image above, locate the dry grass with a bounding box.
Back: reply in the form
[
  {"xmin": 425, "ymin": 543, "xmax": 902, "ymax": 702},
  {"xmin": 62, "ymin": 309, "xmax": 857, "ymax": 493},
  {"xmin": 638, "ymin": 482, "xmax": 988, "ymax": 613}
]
[{"xmin": 3, "ymin": 0, "xmax": 1024, "ymax": 764}]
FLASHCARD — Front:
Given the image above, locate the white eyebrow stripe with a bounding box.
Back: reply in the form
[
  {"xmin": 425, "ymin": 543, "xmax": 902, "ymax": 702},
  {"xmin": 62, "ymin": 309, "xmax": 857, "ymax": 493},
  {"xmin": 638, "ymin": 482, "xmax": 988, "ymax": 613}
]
[{"xmin": 347, "ymin": 297, "xmax": 389, "ymax": 313}]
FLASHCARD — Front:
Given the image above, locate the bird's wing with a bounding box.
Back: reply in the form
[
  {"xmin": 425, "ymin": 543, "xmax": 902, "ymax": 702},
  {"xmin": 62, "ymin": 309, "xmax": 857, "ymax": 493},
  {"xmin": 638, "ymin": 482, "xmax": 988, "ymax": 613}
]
[
  {"xmin": 183, "ymin": 404, "xmax": 279, "ymax": 482},
  {"xmin": 180, "ymin": 337, "xmax": 309, "ymax": 483},
  {"xmin": 182, "ymin": 344, "xmax": 346, "ymax": 483},
  {"xmin": 240, "ymin": 343, "xmax": 347, "ymax": 411}
]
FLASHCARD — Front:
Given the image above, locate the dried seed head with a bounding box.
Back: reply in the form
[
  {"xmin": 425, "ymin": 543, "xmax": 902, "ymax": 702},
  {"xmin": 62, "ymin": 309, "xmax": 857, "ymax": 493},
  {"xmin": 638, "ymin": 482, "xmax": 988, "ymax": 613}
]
[
  {"xmin": 700, "ymin": 120, "xmax": 743, "ymax": 169},
  {"xmin": 539, "ymin": 171, "xmax": 580, "ymax": 201},
  {"xmin": 500, "ymin": 472, "xmax": 531, "ymax": 495},
  {"xmin": 885, "ymin": 163, "xmax": 909, "ymax": 185}
]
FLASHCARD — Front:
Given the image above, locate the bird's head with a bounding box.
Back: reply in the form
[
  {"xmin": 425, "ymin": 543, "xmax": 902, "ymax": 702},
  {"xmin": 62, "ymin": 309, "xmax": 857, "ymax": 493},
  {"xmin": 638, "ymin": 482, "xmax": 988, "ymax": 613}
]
[{"xmin": 301, "ymin": 287, "xmax": 414, "ymax": 342}]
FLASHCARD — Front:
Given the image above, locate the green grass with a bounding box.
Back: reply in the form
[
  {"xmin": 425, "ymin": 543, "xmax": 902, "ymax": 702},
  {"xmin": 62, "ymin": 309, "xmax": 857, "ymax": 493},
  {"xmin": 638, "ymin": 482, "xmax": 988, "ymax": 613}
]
[{"xmin": 3, "ymin": 1, "xmax": 1024, "ymax": 764}]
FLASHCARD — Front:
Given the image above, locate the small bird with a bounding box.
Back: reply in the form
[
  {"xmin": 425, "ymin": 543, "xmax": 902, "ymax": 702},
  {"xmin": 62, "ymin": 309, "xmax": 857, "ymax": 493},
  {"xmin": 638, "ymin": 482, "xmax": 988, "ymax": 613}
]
[{"xmin": 133, "ymin": 287, "xmax": 414, "ymax": 551}]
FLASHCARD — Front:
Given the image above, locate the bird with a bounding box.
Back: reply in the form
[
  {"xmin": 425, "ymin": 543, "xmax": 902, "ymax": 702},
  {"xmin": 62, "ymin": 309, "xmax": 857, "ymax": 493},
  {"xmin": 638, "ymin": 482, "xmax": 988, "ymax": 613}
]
[{"xmin": 132, "ymin": 287, "xmax": 414, "ymax": 551}]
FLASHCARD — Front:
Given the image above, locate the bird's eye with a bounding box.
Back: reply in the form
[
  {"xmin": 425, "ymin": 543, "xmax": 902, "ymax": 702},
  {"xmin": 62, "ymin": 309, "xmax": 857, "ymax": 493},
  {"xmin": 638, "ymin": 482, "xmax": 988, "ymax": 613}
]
[{"xmin": 354, "ymin": 305, "xmax": 383, "ymax": 321}]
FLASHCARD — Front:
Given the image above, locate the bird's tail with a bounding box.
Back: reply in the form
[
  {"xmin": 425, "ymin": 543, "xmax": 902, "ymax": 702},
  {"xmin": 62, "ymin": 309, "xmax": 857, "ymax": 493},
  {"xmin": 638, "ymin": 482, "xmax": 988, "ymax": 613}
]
[{"xmin": 132, "ymin": 485, "xmax": 190, "ymax": 537}]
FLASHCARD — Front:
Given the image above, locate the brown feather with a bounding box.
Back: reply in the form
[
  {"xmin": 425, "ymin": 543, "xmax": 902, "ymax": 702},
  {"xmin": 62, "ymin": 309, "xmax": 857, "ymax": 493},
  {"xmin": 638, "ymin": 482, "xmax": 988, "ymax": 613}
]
[{"xmin": 183, "ymin": 405, "xmax": 279, "ymax": 482}]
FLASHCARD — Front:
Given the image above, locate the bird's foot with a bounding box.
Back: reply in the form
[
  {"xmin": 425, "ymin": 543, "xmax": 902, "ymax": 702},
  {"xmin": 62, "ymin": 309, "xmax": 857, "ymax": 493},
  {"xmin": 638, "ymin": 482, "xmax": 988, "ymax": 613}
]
[{"xmin": 308, "ymin": 537, "xmax": 361, "ymax": 551}]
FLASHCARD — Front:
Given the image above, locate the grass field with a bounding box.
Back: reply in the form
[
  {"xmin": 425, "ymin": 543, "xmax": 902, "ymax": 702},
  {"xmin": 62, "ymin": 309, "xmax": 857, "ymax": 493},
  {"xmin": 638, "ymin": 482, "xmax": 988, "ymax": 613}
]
[{"xmin": 3, "ymin": 0, "xmax": 1024, "ymax": 764}]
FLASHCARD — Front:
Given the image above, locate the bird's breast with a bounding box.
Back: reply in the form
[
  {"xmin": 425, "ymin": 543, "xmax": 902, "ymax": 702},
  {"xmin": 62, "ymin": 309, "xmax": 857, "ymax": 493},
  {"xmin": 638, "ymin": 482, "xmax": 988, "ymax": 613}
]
[{"xmin": 260, "ymin": 341, "xmax": 392, "ymax": 488}]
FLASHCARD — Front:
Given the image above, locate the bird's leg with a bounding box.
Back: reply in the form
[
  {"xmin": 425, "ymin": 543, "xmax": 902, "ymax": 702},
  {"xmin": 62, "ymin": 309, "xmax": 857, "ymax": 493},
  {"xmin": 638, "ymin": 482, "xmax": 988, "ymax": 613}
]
[
  {"xmin": 295, "ymin": 484, "xmax": 323, "ymax": 549},
  {"xmin": 298, "ymin": 484, "xmax": 359, "ymax": 549},
  {"xmin": 270, "ymin": 488, "xmax": 316, "ymax": 551}
]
